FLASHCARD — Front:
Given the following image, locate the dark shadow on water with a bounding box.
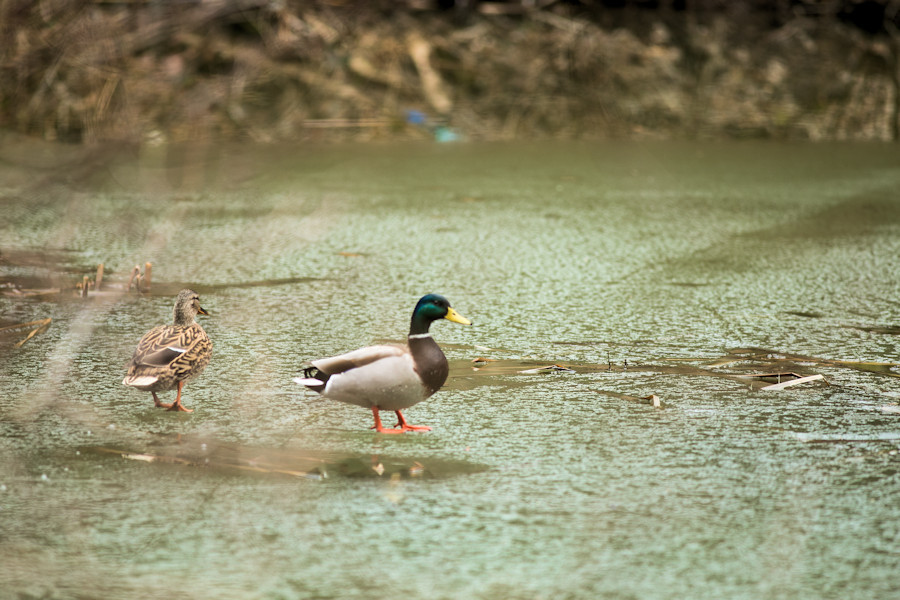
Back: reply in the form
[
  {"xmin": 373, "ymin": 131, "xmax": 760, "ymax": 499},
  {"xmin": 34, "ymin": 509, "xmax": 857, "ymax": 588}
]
[
  {"xmin": 84, "ymin": 434, "xmax": 489, "ymax": 480},
  {"xmin": 845, "ymin": 324, "xmax": 900, "ymax": 335},
  {"xmin": 783, "ymin": 310, "xmax": 826, "ymax": 319},
  {"xmin": 134, "ymin": 277, "xmax": 326, "ymax": 297},
  {"xmin": 452, "ymin": 346, "xmax": 900, "ymax": 394}
]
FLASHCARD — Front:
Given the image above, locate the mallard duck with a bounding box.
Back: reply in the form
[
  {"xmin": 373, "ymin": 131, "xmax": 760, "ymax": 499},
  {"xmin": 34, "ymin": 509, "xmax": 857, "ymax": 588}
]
[
  {"xmin": 122, "ymin": 289, "xmax": 212, "ymax": 412},
  {"xmin": 293, "ymin": 294, "xmax": 471, "ymax": 433}
]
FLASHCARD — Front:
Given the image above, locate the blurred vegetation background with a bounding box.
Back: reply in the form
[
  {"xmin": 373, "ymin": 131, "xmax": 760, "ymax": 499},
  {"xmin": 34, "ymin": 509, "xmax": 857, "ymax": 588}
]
[{"xmin": 1, "ymin": 0, "xmax": 899, "ymax": 147}]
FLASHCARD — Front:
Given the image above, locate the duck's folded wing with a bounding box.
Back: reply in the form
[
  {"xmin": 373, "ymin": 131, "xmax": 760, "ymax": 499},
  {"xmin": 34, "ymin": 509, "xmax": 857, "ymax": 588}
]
[
  {"xmin": 312, "ymin": 345, "xmax": 406, "ymax": 375},
  {"xmin": 131, "ymin": 325, "xmax": 203, "ymax": 367},
  {"xmin": 137, "ymin": 345, "xmax": 187, "ymax": 367}
]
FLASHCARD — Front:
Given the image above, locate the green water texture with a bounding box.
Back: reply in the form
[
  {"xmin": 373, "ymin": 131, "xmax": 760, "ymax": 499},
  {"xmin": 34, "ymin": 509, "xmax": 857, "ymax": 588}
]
[{"xmin": 2, "ymin": 141, "xmax": 900, "ymax": 599}]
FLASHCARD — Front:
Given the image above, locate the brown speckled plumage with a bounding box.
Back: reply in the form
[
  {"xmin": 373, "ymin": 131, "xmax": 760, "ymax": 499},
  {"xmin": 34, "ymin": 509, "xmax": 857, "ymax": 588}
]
[{"xmin": 123, "ymin": 289, "xmax": 212, "ymax": 412}]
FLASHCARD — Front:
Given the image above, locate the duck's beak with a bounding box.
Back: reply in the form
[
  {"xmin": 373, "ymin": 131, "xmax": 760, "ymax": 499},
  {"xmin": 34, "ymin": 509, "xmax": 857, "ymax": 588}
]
[
  {"xmin": 445, "ymin": 306, "xmax": 471, "ymax": 325},
  {"xmin": 197, "ymin": 304, "xmax": 210, "ymax": 316}
]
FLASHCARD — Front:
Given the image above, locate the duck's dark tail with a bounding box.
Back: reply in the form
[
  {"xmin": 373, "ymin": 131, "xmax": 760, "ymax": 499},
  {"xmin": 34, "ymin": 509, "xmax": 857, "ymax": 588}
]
[{"xmin": 292, "ymin": 366, "xmax": 329, "ymax": 392}]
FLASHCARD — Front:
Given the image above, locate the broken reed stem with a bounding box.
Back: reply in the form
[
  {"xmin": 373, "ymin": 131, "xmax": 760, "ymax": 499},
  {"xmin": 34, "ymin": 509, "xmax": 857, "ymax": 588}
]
[
  {"xmin": 143, "ymin": 262, "xmax": 152, "ymax": 292},
  {"xmin": 126, "ymin": 262, "xmax": 151, "ymax": 293},
  {"xmin": 128, "ymin": 265, "xmax": 139, "ymax": 290},
  {"xmin": 95, "ymin": 263, "xmax": 104, "ymax": 290}
]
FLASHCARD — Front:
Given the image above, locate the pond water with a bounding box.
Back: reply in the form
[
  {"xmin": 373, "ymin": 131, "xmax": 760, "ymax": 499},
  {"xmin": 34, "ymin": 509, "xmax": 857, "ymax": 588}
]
[{"xmin": 2, "ymin": 140, "xmax": 900, "ymax": 599}]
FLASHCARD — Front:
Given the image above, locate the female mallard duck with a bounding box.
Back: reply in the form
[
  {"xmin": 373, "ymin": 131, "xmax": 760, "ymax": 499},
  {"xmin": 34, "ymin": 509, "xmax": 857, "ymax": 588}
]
[
  {"xmin": 122, "ymin": 289, "xmax": 212, "ymax": 412},
  {"xmin": 293, "ymin": 294, "xmax": 471, "ymax": 433}
]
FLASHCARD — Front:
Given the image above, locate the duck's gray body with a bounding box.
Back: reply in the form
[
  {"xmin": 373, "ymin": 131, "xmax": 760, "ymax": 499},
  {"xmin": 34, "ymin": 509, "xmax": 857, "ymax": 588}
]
[
  {"xmin": 293, "ymin": 294, "xmax": 470, "ymax": 433},
  {"xmin": 303, "ymin": 334, "xmax": 448, "ymax": 411}
]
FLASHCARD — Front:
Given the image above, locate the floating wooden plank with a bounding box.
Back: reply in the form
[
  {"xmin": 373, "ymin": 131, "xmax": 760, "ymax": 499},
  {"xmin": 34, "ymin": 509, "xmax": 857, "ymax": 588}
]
[
  {"xmin": 760, "ymin": 374, "xmax": 826, "ymax": 390},
  {"xmin": 738, "ymin": 371, "xmax": 804, "ymax": 383},
  {"xmin": 519, "ymin": 364, "xmax": 576, "ymax": 374},
  {"xmin": 594, "ymin": 389, "xmax": 667, "ymax": 408}
]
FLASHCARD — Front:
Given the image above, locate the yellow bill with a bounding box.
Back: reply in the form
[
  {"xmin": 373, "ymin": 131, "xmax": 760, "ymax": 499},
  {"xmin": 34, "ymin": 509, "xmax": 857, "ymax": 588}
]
[{"xmin": 445, "ymin": 306, "xmax": 471, "ymax": 325}]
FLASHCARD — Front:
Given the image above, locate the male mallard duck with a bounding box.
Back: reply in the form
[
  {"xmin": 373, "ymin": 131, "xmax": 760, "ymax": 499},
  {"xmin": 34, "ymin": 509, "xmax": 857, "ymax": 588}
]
[
  {"xmin": 122, "ymin": 289, "xmax": 212, "ymax": 412},
  {"xmin": 293, "ymin": 294, "xmax": 471, "ymax": 433}
]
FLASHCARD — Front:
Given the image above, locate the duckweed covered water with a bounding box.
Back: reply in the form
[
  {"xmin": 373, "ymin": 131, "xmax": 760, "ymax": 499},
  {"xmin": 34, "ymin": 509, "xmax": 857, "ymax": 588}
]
[{"xmin": 2, "ymin": 141, "xmax": 900, "ymax": 599}]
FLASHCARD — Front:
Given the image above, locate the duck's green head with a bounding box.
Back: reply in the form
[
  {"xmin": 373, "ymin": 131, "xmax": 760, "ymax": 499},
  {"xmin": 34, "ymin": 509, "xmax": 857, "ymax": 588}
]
[{"xmin": 410, "ymin": 294, "xmax": 471, "ymax": 335}]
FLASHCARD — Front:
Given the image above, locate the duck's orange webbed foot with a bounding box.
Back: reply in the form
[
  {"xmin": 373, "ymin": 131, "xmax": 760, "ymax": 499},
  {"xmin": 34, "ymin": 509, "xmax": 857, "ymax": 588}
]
[
  {"xmin": 151, "ymin": 392, "xmax": 174, "ymax": 409},
  {"xmin": 370, "ymin": 408, "xmax": 405, "ymax": 434},
  {"xmin": 164, "ymin": 382, "xmax": 193, "ymax": 413},
  {"xmin": 394, "ymin": 410, "xmax": 431, "ymax": 432}
]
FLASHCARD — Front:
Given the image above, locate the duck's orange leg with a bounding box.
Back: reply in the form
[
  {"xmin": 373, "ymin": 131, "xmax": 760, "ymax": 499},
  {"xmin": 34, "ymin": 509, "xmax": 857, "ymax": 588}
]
[
  {"xmin": 370, "ymin": 407, "xmax": 403, "ymax": 434},
  {"xmin": 166, "ymin": 381, "xmax": 194, "ymax": 413},
  {"xmin": 152, "ymin": 391, "xmax": 173, "ymax": 409},
  {"xmin": 394, "ymin": 410, "xmax": 431, "ymax": 432}
]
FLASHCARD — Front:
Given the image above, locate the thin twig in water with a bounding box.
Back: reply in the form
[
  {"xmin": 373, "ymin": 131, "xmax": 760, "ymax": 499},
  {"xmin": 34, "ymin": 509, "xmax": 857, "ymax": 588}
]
[{"xmin": 0, "ymin": 318, "xmax": 53, "ymax": 347}]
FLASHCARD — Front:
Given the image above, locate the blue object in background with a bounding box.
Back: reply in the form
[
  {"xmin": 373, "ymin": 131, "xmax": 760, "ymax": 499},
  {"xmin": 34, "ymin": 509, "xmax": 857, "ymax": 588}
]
[
  {"xmin": 405, "ymin": 108, "xmax": 461, "ymax": 142},
  {"xmin": 433, "ymin": 126, "xmax": 460, "ymax": 143},
  {"xmin": 405, "ymin": 109, "xmax": 427, "ymax": 126}
]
